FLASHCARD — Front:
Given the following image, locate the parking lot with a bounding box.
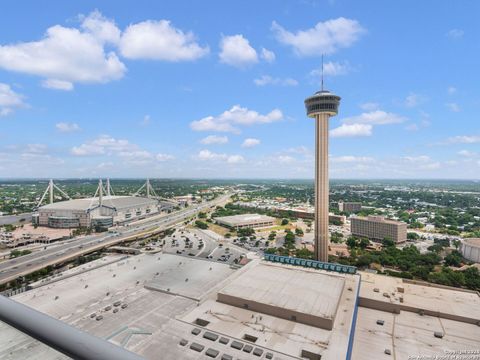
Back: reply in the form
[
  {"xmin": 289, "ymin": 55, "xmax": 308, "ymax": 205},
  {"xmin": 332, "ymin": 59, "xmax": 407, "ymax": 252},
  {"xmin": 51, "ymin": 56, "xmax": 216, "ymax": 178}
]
[{"xmin": 162, "ymin": 228, "xmax": 245, "ymax": 265}]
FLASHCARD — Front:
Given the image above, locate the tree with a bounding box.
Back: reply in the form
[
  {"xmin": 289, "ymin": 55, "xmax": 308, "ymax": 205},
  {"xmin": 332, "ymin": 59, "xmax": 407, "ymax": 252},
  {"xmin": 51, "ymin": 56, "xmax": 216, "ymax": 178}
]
[
  {"xmin": 346, "ymin": 236, "xmax": 358, "ymax": 249},
  {"xmin": 295, "ymin": 248, "xmax": 314, "ymax": 259},
  {"xmin": 281, "ymin": 219, "xmax": 289, "ymax": 226},
  {"xmin": 195, "ymin": 220, "xmax": 208, "ymax": 229},
  {"xmin": 264, "ymin": 248, "xmax": 277, "ymax": 254},
  {"xmin": 238, "ymin": 227, "xmax": 255, "ymax": 237},
  {"xmin": 407, "ymin": 232, "xmax": 420, "ymax": 240},
  {"xmin": 356, "ymin": 254, "xmax": 374, "ymax": 267},
  {"xmin": 295, "ymin": 228, "xmax": 304, "ymax": 237},
  {"xmin": 444, "ymin": 250, "xmax": 463, "ymax": 267},
  {"xmin": 463, "ymin": 267, "xmax": 480, "ymax": 290},
  {"xmin": 358, "ymin": 238, "xmax": 370, "ymax": 249},
  {"xmin": 198, "ymin": 212, "xmax": 207, "ymax": 219},
  {"xmin": 382, "ymin": 237, "xmax": 395, "ymax": 248}
]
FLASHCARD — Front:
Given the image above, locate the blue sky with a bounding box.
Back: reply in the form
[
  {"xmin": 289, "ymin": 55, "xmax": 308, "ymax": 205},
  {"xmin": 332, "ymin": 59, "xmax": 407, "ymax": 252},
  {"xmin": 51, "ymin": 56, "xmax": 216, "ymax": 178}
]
[{"xmin": 0, "ymin": 0, "xmax": 479, "ymax": 179}]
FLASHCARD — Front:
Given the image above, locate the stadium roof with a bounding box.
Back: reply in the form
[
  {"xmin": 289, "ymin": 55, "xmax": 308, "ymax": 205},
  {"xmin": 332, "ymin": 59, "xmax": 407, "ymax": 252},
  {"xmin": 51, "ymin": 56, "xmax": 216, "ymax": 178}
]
[{"xmin": 39, "ymin": 196, "xmax": 157, "ymax": 212}]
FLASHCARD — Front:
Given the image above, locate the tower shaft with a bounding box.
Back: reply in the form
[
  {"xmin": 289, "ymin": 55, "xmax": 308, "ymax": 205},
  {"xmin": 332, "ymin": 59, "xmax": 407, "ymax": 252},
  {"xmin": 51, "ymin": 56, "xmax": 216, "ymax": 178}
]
[
  {"xmin": 315, "ymin": 114, "xmax": 330, "ymax": 262},
  {"xmin": 49, "ymin": 179, "xmax": 54, "ymax": 204}
]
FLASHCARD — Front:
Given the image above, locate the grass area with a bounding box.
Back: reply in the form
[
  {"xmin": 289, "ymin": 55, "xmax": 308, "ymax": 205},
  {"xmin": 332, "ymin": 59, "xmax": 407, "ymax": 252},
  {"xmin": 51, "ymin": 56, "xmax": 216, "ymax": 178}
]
[
  {"xmin": 258, "ymin": 224, "xmax": 294, "ymax": 233},
  {"xmin": 206, "ymin": 223, "xmax": 233, "ymax": 236}
]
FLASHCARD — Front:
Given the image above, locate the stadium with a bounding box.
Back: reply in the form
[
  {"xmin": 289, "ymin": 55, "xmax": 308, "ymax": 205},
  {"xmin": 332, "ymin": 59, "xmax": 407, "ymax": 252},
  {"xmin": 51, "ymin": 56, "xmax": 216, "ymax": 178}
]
[
  {"xmin": 37, "ymin": 195, "xmax": 159, "ymax": 229},
  {"xmin": 33, "ymin": 179, "xmax": 166, "ymax": 229}
]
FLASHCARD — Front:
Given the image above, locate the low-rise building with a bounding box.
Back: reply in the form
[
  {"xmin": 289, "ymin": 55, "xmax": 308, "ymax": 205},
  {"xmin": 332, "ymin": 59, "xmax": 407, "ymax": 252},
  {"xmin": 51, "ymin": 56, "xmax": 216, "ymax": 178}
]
[
  {"xmin": 338, "ymin": 201, "xmax": 362, "ymax": 213},
  {"xmin": 215, "ymin": 214, "xmax": 275, "ymax": 230},
  {"xmin": 351, "ymin": 215, "xmax": 407, "ymax": 243}
]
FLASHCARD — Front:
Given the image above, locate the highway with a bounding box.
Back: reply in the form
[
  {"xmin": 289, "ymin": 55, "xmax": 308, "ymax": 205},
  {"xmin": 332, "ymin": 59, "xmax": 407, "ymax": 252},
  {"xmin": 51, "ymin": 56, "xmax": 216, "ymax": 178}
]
[
  {"xmin": 0, "ymin": 213, "xmax": 32, "ymax": 226},
  {"xmin": 0, "ymin": 194, "xmax": 232, "ymax": 286}
]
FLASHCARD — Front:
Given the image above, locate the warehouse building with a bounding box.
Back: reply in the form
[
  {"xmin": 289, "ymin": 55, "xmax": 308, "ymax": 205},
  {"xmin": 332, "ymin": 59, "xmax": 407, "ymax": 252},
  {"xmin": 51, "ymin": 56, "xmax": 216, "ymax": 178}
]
[
  {"xmin": 215, "ymin": 214, "xmax": 275, "ymax": 230},
  {"xmin": 351, "ymin": 215, "xmax": 407, "ymax": 243},
  {"xmin": 37, "ymin": 195, "xmax": 159, "ymax": 229}
]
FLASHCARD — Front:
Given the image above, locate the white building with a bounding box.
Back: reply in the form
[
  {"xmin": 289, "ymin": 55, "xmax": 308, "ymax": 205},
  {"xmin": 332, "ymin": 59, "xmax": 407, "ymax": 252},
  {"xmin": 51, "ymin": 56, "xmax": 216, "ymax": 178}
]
[
  {"xmin": 461, "ymin": 238, "xmax": 480, "ymax": 263},
  {"xmin": 37, "ymin": 196, "xmax": 159, "ymax": 228},
  {"xmin": 215, "ymin": 214, "xmax": 275, "ymax": 230}
]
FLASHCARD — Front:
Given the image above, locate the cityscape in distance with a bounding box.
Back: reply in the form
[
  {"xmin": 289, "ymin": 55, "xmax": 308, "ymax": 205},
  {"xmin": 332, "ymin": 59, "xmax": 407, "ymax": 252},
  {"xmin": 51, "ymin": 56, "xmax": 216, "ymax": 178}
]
[{"xmin": 0, "ymin": 2, "xmax": 479, "ymax": 360}]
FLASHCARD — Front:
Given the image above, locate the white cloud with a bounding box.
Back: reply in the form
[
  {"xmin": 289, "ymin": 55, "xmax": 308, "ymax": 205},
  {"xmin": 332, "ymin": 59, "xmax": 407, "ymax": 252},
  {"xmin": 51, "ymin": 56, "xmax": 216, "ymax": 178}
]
[
  {"xmin": 0, "ymin": 12, "xmax": 126, "ymax": 90},
  {"xmin": 311, "ymin": 61, "xmax": 351, "ymax": 77},
  {"xmin": 242, "ymin": 138, "xmax": 260, "ymax": 148},
  {"xmin": 190, "ymin": 105, "xmax": 283, "ymax": 133},
  {"xmin": 405, "ymin": 123, "xmax": 419, "ymax": 132},
  {"xmin": 360, "ymin": 102, "xmax": 379, "ymax": 111},
  {"xmin": 141, "ymin": 115, "xmax": 151, "ymax": 127},
  {"xmin": 80, "ymin": 10, "xmax": 121, "ymax": 45},
  {"xmin": 71, "ymin": 135, "xmax": 136, "ymax": 156},
  {"xmin": 227, "ymin": 155, "xmax": 245, "ymax": 164},
  {"xmin": 447, "ymin": 86, "xmax": 457, "ymax": 94},
  {"xmin": 331, "ymin": 155, "xmax": 374, "ymax": 163},
  {"xmin": 196, "ymin": 149, "xmax": 244, "ymax": 164},
  {"xmin": 404, "ymin": 93, "xmax": 425, "ymax": 108},
  {"xmin": 330, "ymin": 123, "xmax": 372, "ymax": 138},
  {"xmin": 0, "ymin": 83, "xmax": 25, "ymax": 116},
  {"xmin": 219, "ymin": 35, "xmax": 258, "ymax": 68},
  {"xmin": 25, "ymin": 144, "xmax": 48, "ymax": 154},
  {"xmin": 400, "ymin": 156, "xmax": 440, "ymax": 170},
  {"xmin": 42, "ymin": 79, "xmax": 74, "ymax": 91},
  {"xmin": 56, "ymin": 122, "xmax": 81, "ymax": 133},
  {"xmin": 403, "ymin": 155, "xmax": 431, "ymax": 163},
  {"xmin": 260, "ymin": 48, "xmax": 275, "ymax": 63},
  {"xmin": 447, "ymin": 29, "xmax": 464, "ymax": 39},
  {"xmin": 200, "ymin": 135, "xmax": 228, "ymax": 145},
  {"xmin": 156, "ymin": 153, "xmax": 174, "ymax": 161},
  {"xmin": 271, "ymin": 18, "xmax": 365, "ymax": 56},
  {"xmin": 446, "ymin": 102, "xmax": 460, "ymax": 112},
  {"xmin": 458, "ymin": 150, "xmax": 477, "ymax": 157},
  {"xmin": 96, "ymin": 161, "xmax": 114, "ymax": 170},
  {"xmin": 120, "ymin": 20, "xmax": 209, "ymax": 61},
  {"xmin": 446, "ymin": 135, "xmax": 480, "ymax": 144},
  {"xmin": 253, "ymin": 75, "xmax": 298, "ymax": 87},
  {"xmin": 276, "ymin": 155, "xmax": 295, "ymax": 164},
  {"xmin": 71, "ymin": 134, "xmax": 173, "ymax": 164},
  {"xmin": 342, "ymin": 110, "xmax": 406, "ymax": 125}
]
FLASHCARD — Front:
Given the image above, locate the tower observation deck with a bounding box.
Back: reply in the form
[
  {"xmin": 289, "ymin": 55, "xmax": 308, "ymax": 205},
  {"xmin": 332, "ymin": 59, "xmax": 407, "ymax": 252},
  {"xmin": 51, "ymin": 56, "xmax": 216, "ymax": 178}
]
[{"xmin": 304, "ymin": 89, "xmax": 341, "ymax": 262}]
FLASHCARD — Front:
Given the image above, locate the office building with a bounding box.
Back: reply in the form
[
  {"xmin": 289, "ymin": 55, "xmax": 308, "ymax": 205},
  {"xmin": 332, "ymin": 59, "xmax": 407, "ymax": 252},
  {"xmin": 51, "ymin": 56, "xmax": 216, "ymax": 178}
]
[
  {"xmin": 351, "ymin": 215, "xmax": 407, "ymax": 243},
  {"xmin": 215, "ymin": 214, "xmax": 275, "ymax": 230},
  {"xmin": 338, "ymin": 202, "xmax": 362, "ymax": 213}
]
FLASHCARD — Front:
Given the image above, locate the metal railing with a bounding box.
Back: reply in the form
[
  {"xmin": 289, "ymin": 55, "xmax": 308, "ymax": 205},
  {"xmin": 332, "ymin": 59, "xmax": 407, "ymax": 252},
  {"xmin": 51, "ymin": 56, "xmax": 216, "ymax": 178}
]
[
  {"xmin": 264, "ymin": 254, "xmax": 357, "ymax": 274},
  {"xmin": 0, "ymin": 295, "xmax": 144, "ymax": 360}
]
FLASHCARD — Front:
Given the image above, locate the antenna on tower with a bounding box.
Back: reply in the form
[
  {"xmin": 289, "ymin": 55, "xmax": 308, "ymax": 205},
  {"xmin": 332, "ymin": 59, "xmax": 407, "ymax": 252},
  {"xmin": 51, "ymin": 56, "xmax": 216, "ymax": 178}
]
[{"xmin": 321, "ymin": 54, "xmax": 324, "ymax": 91}]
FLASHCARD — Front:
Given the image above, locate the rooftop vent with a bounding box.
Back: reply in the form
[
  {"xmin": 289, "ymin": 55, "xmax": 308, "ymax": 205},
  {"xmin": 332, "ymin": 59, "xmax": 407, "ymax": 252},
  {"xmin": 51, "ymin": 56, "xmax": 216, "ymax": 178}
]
[
  {"xmin": 243, "ymin": 334, "xmax": 258, "ymax": 343},
  {"xmin": 195, "ymin": 318, "xmax": 210, "ymax": 327}
]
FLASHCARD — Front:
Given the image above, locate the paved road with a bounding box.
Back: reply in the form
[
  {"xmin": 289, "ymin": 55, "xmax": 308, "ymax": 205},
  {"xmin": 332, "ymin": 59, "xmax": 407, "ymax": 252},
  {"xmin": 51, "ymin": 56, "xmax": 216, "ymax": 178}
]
[
  {"xmin": 0, "ymin": 213, "xmax": 32, "ymax": 226},
  {"xmin": 0, "ymin": 194, "xmax": 232, "ymax": 285}
]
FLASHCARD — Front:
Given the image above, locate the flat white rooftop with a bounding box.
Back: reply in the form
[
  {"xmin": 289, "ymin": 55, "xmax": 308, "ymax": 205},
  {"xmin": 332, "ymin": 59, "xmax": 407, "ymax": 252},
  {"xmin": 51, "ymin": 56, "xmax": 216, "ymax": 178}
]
[
  {"xmin": 352, "ymin": 307, "xmax": 480, "ymax": 360},
  {"xmin": 359, "ymin": 271, "xmax": 480, "ymax": 323},
  {"xmin": 183, "ymin": 260, "xmax": 360, "ymax": 359},
  {"xmin": 215, "ymin": 213, "xmax": 275, "ymax": 225},
  {"xmin": 218, "ymin": 262, "xmax": 345, "ymax": 329}
]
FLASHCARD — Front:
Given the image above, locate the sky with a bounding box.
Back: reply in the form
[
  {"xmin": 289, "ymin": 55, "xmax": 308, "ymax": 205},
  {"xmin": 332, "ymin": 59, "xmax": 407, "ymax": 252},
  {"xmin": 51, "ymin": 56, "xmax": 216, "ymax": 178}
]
[{"xmin": 0, "ymin": 0, "xmax": 479, "ymax": 179}]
